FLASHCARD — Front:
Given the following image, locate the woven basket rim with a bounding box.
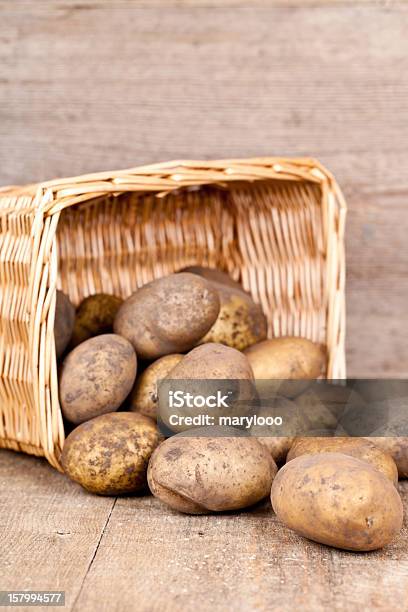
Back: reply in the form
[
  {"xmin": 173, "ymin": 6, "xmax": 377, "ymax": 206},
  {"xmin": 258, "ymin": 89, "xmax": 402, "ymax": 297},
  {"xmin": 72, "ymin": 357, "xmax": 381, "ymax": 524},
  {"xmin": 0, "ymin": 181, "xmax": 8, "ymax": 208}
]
[{"xmin": 1, "ymin": 156, "xmax": 341, "ymax": 198}]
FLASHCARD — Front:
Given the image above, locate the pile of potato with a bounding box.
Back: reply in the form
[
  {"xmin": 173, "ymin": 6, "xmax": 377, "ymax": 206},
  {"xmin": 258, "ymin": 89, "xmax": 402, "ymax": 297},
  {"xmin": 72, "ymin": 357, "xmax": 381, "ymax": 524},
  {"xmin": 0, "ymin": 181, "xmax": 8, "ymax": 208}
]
[{"xmin": 54, "ymin": 267, "xmax": 405, "ymax": 552}]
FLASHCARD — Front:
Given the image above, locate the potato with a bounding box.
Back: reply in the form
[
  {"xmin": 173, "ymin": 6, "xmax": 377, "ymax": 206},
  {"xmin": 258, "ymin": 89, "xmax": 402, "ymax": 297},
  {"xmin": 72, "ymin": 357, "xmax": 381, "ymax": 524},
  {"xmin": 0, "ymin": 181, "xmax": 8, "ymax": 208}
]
[
  {"xmin": 255, "ymin": 437, "xmax": 294, "ymax": 465},
  {"xmin": 54, "ymin": 290, "xmax": 75, "ymax": 358},
  {"xmin": 60, "ymin": 334, "xmax": 137, "ymax": 424},
  {"xmin": 179, "ymin": 265, "xmax": 244, "ymax": 291},
  {"xmin": 147, "ymin": 429, "xmax": 277, "ymax": 513},
  {"xmin": 168, "ymin": 342, "xmax": 254, "ymax": 381},
  {"xmin": 130, "ymin": 353, "xmax": 183, "ymax": 418},
  {"xmin": 159, "ymin": 343, "xmax": 255, "ymax": 433},
  {"xmin": 366, "ymin": 438, "xmax": 408, "ymax": 479},
  {"xmin": 244, "ymin": 337, "xmax": 326, "ymax": 396},
  {"xmin": 356, "ymin": 380, "xmax": 408, "ymax": 404},
  {"xmin": 249, "ymin": 397, "xmax": 299, "ymax": 464},
  {"xmin": 294, "ymin": 384, "xmax": 362, "ymax": 435},
  {"xmin": 114, "ymin": 273, "xmax": 220, "ymax": 360},
  {"xmin": 71, "ymin": 293, "xmax": 123, "ymax": 347},
  {"xmin": 271, "ymin": 452, "xmax": 403, "ymax": 551},
  {"xmin": 287, "ymin": 437, "xmax": 398, "ymax": 484},
  {"xmin": 61, "ymin": 412, "xmax": 160, "ymax": 495},
  {"xmin": 296, "ymin": 383, "xmax": 363, "ymax": 420},
  {"xmin": 198, "ymin": 282, "xmax": 267, "ymax": 351}
]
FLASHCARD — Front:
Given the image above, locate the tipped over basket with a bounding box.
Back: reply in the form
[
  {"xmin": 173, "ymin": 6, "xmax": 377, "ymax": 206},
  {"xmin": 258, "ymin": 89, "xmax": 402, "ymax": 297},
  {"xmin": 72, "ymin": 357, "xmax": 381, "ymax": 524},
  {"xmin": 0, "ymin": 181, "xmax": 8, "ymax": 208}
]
[{"xmin": 0, "ymin": 157, "xmax": 347, "ymax": 470}]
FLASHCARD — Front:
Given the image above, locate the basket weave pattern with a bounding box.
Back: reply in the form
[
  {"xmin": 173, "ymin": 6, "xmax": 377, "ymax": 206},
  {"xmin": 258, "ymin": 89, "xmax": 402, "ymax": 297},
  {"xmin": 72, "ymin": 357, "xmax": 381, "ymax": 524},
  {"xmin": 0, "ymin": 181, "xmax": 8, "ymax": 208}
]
[{"xmin": 0, "ymin": 158, "xmax": 347, "ymax": 470}]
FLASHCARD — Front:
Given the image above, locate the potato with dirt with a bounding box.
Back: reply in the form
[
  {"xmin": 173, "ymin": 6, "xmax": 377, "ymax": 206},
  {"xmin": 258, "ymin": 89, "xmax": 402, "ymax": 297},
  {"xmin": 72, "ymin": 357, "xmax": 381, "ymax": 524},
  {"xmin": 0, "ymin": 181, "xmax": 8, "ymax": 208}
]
[
  {"xmin": 148, "ymin": 429, "xmax": 277, "ymax": 513},
  {"xmin": 71, "ymin": 293, "xmax": 123, "ymax": 347},
  {"xmin": 114, "ymin": 273, "xmax": 220, "ymax": 360},
  {"xmin": 245, "ymin": 337, "xmax": 326, "ymax": 380},
  {"xmin": 130, "ymin": 354, "xmax": 183, "ymax": 418},
  {"xmin": 366, "ymin": 437, "xmax": 408, "ymax": 479},
  {"xmin": 254, "ymin": 436, "xmax": 294, "ymax": 466},
  {"xmin": 159, "ymin": 343, "xmax": 256, "ymax": 432},
  {"xmin": 286, "ymin": 437, "xmax": 398, "ymax": 484},
  {"xmin": 61, "ymin": 412, "xmax": 160, "ymax": 495},
  {"xmin": 59, "ymin": 334, "xmax": 137, "ymax": 424},
  {"xmin": 198, "ymin": 281, "xmax": 267, "ymax": 351},
  {"xmin": 168, "ymin": 342, "xmax": 254, "ymax": 381},
  {"xmin": 249, "ymin": 397, "xmax": 300, "ymax": 464},
  {"xmin": 179, "ymin": 265, "xmax": 244, "ymax": 291},
  {"xmin": 54, "ymin": 290, "xmax": 75, "ymax": 358},
  {"xmin": 271, "ymin": 452, "xmax": 403, "ymax": 551},
  {"xmin": 295, "ymin": 383, "xmax": 365, "ymax": 434},
  {"xmin": 244, "ymin": 337, "xmax": 326, "ymax": 398}
]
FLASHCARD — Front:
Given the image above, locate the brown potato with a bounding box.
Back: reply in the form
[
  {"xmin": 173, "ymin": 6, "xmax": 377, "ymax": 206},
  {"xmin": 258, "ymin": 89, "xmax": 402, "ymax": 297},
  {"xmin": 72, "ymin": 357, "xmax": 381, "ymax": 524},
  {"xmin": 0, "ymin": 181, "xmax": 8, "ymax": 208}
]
[
  {"xmin": 114, "ymin": 273, "xmax": 220, "ymax": 360},
  {"xmin": 198, "ymin": 282, "xmax": 267, "ymax": 351},
  {"xmin": 60, "ymin": 334, "xmax": 137, "ymax": 424},
  {"xmin": 271, "ymin": 452, "xmax": 403, "ymax": 551},
  {"xmin": 356, "ymin": 380, "xmax": 408, "ymax": 404},
  {"xmin": 168, "ymin": 342, "xmax": 254, "ymax": 381},
  {"xmin": 366, "ymin": 438, "xmax": 408, "ymax": 479},
  {"xmin": 71, "ymin": 293, "xmax": 123, "ymax": 347},
  {"xmin": 54, "ymin": 290, "xmax": 75, "ymax": 358},
  {"xmin": 294, "ymin": 384, "xmax": 363, "ymax": 435},
  {"xmin": 244, "ymin": 337, "xmax": 326, "ymax": 396},
  {"xmin": 130, "ymin": 354, "xmax": 183, "ymax": 418},
  {"xmin": 255, "ymin": 437, "xmax": 294, "ymax": 465},
  {"xmin": 249, "ymin": 397, "xmax": 299, "ymax": 464},
  {"xmin": 148, "ymin": 429, "xmax": 277, "ymax": 513},
  {"xmin": 61, "ymin": 412, "xmax": 160, "ymax": 495},
  {"xmin": 296, "ymin": 383, "xmax": 364, "ymax": 420},
  {"xmin": 287, "ymin": 437, "xmax": 398, "ymax": 484},
  {"xmin": 159, "ymin": 343, "xmax": 255, "ymax": 433},
  {"xmin": 179, "ymin": 265, "xmax": 244, "ymax": 291}
]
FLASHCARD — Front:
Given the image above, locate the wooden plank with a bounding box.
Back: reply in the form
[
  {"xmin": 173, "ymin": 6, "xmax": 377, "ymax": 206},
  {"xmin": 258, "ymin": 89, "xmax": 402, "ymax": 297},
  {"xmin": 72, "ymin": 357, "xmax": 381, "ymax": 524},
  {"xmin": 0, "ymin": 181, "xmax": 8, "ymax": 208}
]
[
  {"xmin": 1, "ymin": 447, "xmax": 407, "ymax": 612},
  {"xmin": 72, "ymin": 479, "xmax": 408, "ymax": 612},
  {"xmin": 347, "ymin": 279, "xmax": 408, "ymax": 378},
  {"xmin": 1, "ymin": 4, "xmax": 408, "ymax": 186},
  {"xmin": 1, "ymin": 0, "xmax": 407, "ymax": 378},
  {"xmin": 0, "ymin": 450, "xmax": 115, "ymax": 612},
  {"xmin": 0, "ymin": 1, "xmax": 400, "ymax": 10}
]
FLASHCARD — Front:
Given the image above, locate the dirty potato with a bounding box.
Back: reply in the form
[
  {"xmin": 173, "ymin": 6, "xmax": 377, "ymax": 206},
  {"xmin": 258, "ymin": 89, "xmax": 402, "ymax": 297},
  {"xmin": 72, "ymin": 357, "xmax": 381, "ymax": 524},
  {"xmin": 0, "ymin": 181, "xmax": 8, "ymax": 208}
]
[
  {"xmin": 148, "ymin": 429, "xmax": 277, "ymax": 513},
  {"xmin": 366, "ymin": 438, "xmax": 408, "ymax": 479},
  {"xmin": 271, "ymin": 452, "xmax": 403, "ymax": 551},
  {"xmin": 287, "ymin": 437, "xmax": 398, "ymax": 484},
  {"xmin": 244, "ymin": 337, "xmax": 326, "ymax": 397},
  {"xmin": 54, "ymin": 290, "xmax": 75, "ymax": 358},
  {"xmin": 60, "ymin": 334, "xmax": 137, "ymax": 424},
  {"xmin": 168, "ymin": 342, "xmax": 254, "ymax": 381},
  {"xmin": 71, "ymin": 293, "xmax": 123, "ymax": 347},
  {"xmin": 179, "ymin": 265, "xmax": 245, "ymax": 291},
  {"xmin": 245, "ymin": 337, "xmax": 326, "ymax": 379},
  {"xmin": 114, "ymin": 273, "xmax": 220, "ymax": 360},
  {"xmin": 198, "ymin": 282, "xmax": 267, "ymax": 351},
  {"xmin": 296, "ymin": 383, "xmax": 364, "ymax": 426},
  {"xmin": 160, "ymin": 343, "xmax": 255, "ymax": 432},
  {"xmin": 61, "ymin": 412, "xmax": 161, "ymax": 495},
  {"xmin": 249, "ymin": 397, "xmax": 299, "ymax": 464},
  {"xmin": 255, "ymin": 437, "xmax": 294, "ymax": 466},
  {"xmin": 294, "ymin": 383, "xmax": 362, "ymax": 435},
  {"xmin": 130, "ymin": 353, "xmax": 183, "ymax": 418}
]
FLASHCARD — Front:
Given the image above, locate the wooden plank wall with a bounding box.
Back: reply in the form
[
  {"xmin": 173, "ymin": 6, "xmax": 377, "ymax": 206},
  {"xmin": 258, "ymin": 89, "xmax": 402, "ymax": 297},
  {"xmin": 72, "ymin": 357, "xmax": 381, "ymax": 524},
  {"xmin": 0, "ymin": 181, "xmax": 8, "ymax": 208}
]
[{"xmin": 1, "ymin": 0, "xmax": 408, "ymax": 376}]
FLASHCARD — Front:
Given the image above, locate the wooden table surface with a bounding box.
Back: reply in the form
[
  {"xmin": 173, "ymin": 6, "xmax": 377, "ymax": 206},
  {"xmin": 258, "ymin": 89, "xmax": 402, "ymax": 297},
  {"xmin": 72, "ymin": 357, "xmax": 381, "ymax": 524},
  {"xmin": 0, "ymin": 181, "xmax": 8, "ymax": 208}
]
[
  {"xmin": 1, "ymin": 449, "xmax": 408, "ymax": 612},
  {"xmin": 1, "ymin": 1, "xmax": 408, "ymax": 610}
]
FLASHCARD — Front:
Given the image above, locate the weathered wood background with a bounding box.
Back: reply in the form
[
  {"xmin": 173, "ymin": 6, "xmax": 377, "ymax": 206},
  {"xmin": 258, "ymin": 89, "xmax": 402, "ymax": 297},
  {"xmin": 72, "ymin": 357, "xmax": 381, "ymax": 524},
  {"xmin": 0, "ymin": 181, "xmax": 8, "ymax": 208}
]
[
  {"xmin": 1, "ymin": 449, "xmax": 408, "ymax": 612},
  {"xmin": 1, "ymin": 0, "xmax": 408, "ymax": 377},
  {"xmin": 1, "ymin": 3, "xmax": 408, "ymax": 611}
]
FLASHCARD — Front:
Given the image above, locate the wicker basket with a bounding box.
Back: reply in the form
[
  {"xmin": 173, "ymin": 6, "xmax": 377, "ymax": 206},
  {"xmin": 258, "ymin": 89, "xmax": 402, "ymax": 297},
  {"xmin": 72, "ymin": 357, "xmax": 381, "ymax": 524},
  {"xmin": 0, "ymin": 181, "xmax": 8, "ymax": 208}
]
[{"xmin": 0, "ymin": 157, "xmax": 346, "ymax": 470}]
